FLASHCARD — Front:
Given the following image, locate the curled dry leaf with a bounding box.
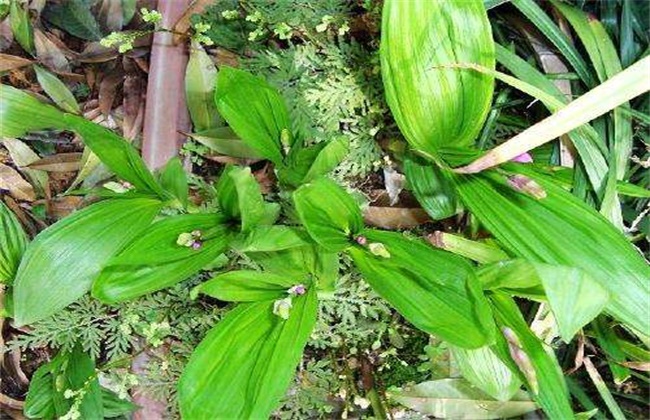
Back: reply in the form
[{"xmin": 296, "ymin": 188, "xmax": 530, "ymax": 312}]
[{"xmin": 0, "ymin": 163, "xmax": 35, "ymax": 202}]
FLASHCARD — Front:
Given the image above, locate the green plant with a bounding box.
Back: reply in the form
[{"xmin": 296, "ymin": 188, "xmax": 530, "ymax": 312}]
[
  {"xmin": 379, "ymin": 0, "xmax": 649, "ymax": 418},
  {"xmin": 2, "ymin": 1, "xmax": 649, "ymax": 418}
]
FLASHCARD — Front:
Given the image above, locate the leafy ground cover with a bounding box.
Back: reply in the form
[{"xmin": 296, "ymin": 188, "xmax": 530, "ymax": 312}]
[{"xmin": 0, "ymin": 0, "xmax": 649, "ymax": 419}]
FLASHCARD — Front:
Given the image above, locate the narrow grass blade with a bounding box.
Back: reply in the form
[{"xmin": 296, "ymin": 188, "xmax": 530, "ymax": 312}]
[
  {"xmin": 456, "ymin": 56, "xmax": 650, "ymax": 174},
  {"xmin": 583, "ymin": 357, "xmax": 626, "ymax": 420}
]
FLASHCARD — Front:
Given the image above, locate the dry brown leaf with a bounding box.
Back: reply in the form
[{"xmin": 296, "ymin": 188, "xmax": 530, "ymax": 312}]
[
  {"xmin": 620, "ymin": 361, "xmax": 650, "ymax": 372},
  {"xmin": 27, "ymin": 153, "xmax": 82, "ymax": 172},
  {"xmin": 172, "ymin": 0, "xmax": 214, "ymax": 43},
  {"xmin": 98, "ymin": 0, "xmax": 124, "ymax": 32},
  {"xmin": 123, "ymin": 67, "xmax": 145, "ymax": 140},
  {"xmin": 33, "ymin": 28, "xmax": 70, "ymax": 72},
  {"xmin": 0, "ymin": 163, "xmax": 35, "ymax": 201},
  {"xmin": 78, "ymin": 42, "xmax": 119, "ymax": 63},
  {"xmin": 98, "ymin": 69, "xmax": 124, "ymax": 115},
  {"xmin": 0, "ymin": 19, "xmax": 13, "ymax": 52},
  {"xmin": 364, "ymin": 206, "xmax": 430, "ymax": 230},
  {"xmin": 0, "ymin": 54, "xmax": 33, "ymax": 72},
  {"xmin": 47, "ymin": 195, "xmax": 83, "ymax": 220}
]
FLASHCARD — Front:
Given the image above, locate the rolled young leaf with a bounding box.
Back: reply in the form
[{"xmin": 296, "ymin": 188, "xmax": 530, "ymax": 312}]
[
  {"xmin": 217, "ymin": 165, "xmax": 277, "ymax": 233},
  {"xmin": 185, "ymin": 40, "xmax": 223, "ymax": 131},
  {"xmin": 157, "ymin": 156, "xmax": 188, "ymax": 207},
  {"xmin": 0, "ymin": 200, "xmax": 27, "ymax": 283},
  {"xmin": 178, "ymin": 287, "xmax": 317, "ymax": 419},
  {"xmin": 293, "ymin": 178, "xmax": 364, "ymax": 252},
  {"xmin": 13, "ymin": 198, "xmax": 162, "ymax": 326},
  {"xmin": 93, "ymin": 214, "xmax": 230, "ymax": 303},
  {"xmin": 453, "ymin": 167, "xmax": 650, "ymax": 334},
  {"xmin": 215, "ymin": 67, "xmax": 290, "ymax": 165},
  {"xmin": 349, "ymin": 230, "xmax": 495, "ymax": 349},
  {"xmin": 380, "ymin": 0, "xmax": 495, "ymax": 157}
]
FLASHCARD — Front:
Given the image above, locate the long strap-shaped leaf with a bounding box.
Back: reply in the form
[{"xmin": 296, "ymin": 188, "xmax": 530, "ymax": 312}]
[{"xmin": 456, "ymin": 56, "xmax": 650, "ymax": 174}]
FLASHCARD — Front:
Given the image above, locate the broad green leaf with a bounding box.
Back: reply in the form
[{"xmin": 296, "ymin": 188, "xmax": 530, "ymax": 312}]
[
  {"xmin": 349, "ymin": 230, "xmax": 494, "ymax": 349},
  {"xmin": 1, "ymin": 86, "xmax": 159, "ymax": 195},
  {"xmin": 13, "ymin": 198, "xmax": 162, "ymax": 325},
  {"xmin": 380, "ymin": 0, "xmax": 494, "ymax": 156},
  {"xmin": 454, "ymin": 168, "xmax": 650, "ymax": 333},
  {"xmin": 231, "ymin": 226, "xmax": 309, "ymax": 253},
  {"xmin": 42, "ymin": 0, "xmax": 103, "ymax": 41},
  {"xmin": 390, "ymin": 378, "xmax": 537, "ymax": 419},
  {"xmin": 185, "ymin": 40, "xmax": 223, "ymax": 131},
  {"xmin": 536, "ymin": 265, "xmax": 609, "ymax": 342},
  {"xmin": 178, "ymin": 289, "xmax": 317, "ymax": 419},
  {"xmin": 34, "ymin": 65, "xmax": 80, "ymax": 114},
  {"xmin": 0, "ymin": 200, "xmax": 27, "ymax": 283},
  {"xmin": 188, "ymin": 128, "xmax": 262, "ymax": 159},
  {"xmin": 293, "ymin": 178, "xmax": 363, "ymax": 252},
  {"xmin": 63, "ymin": 114, "xmax": 166, "ymax": 197},
  {"xmin": 197, "ymin": 271, "xmax": 295, "ymax": 302},
  {"xmin": 404, "ymin": 156, "xmax": 457, "ymax": 220},
  {"xmin": 490, "ymin": 293, "xmax": 573, "ymax": 418},
  {"xmin": 93, "ymin": 215, "xmax": 230, "ymax": 303},
  {"xmin": 479, "ymin": 261, "xmax": 608, "ymax": 342},
  {"xmin": 0, "ymin": 84, "xmax": 68, "ymax": 137},
  {"xmin": 10, "ymin": 0, "xmax": 34, "ymax": 53},
  {"xmin": 215, "ymin": 67, "xmax": 290, "ymax": 165},
  {"xmin": 302, "ymin": 137, "xmax": 349, "ymax": 183},
  {"xmin": 452, "ymin": 345, "xmax": 522, "ymax": 402},
  {"xmin": 157, "ymin": 157, "xmax": 188, "ymax": 207}
]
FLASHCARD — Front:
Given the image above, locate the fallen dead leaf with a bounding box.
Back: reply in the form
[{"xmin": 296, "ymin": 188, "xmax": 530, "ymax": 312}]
[
  {"xmin": 0, "ymin": 54, "xmax": 33, "ymax": 72},
  {"xmin": 27, "ymin": 153, "xmax": 82, "ymax": 172},
  {"xmin": 98, "ymin": 68, "xmax": 124, "ymax": 115},
  {"xmin": 47, "ymin": 195, "xmax": 83, "ymax": 220},
  {"xmin": 173, "ymin": 0, "xmax": 214, "ymax": 43},
  {"xmin": 33, "ymin": 28, "xmax": 70, "ymax": 72},
  {"xmin": 0, "ymin": 163, "xmax": 35, "ymax": 201}
]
